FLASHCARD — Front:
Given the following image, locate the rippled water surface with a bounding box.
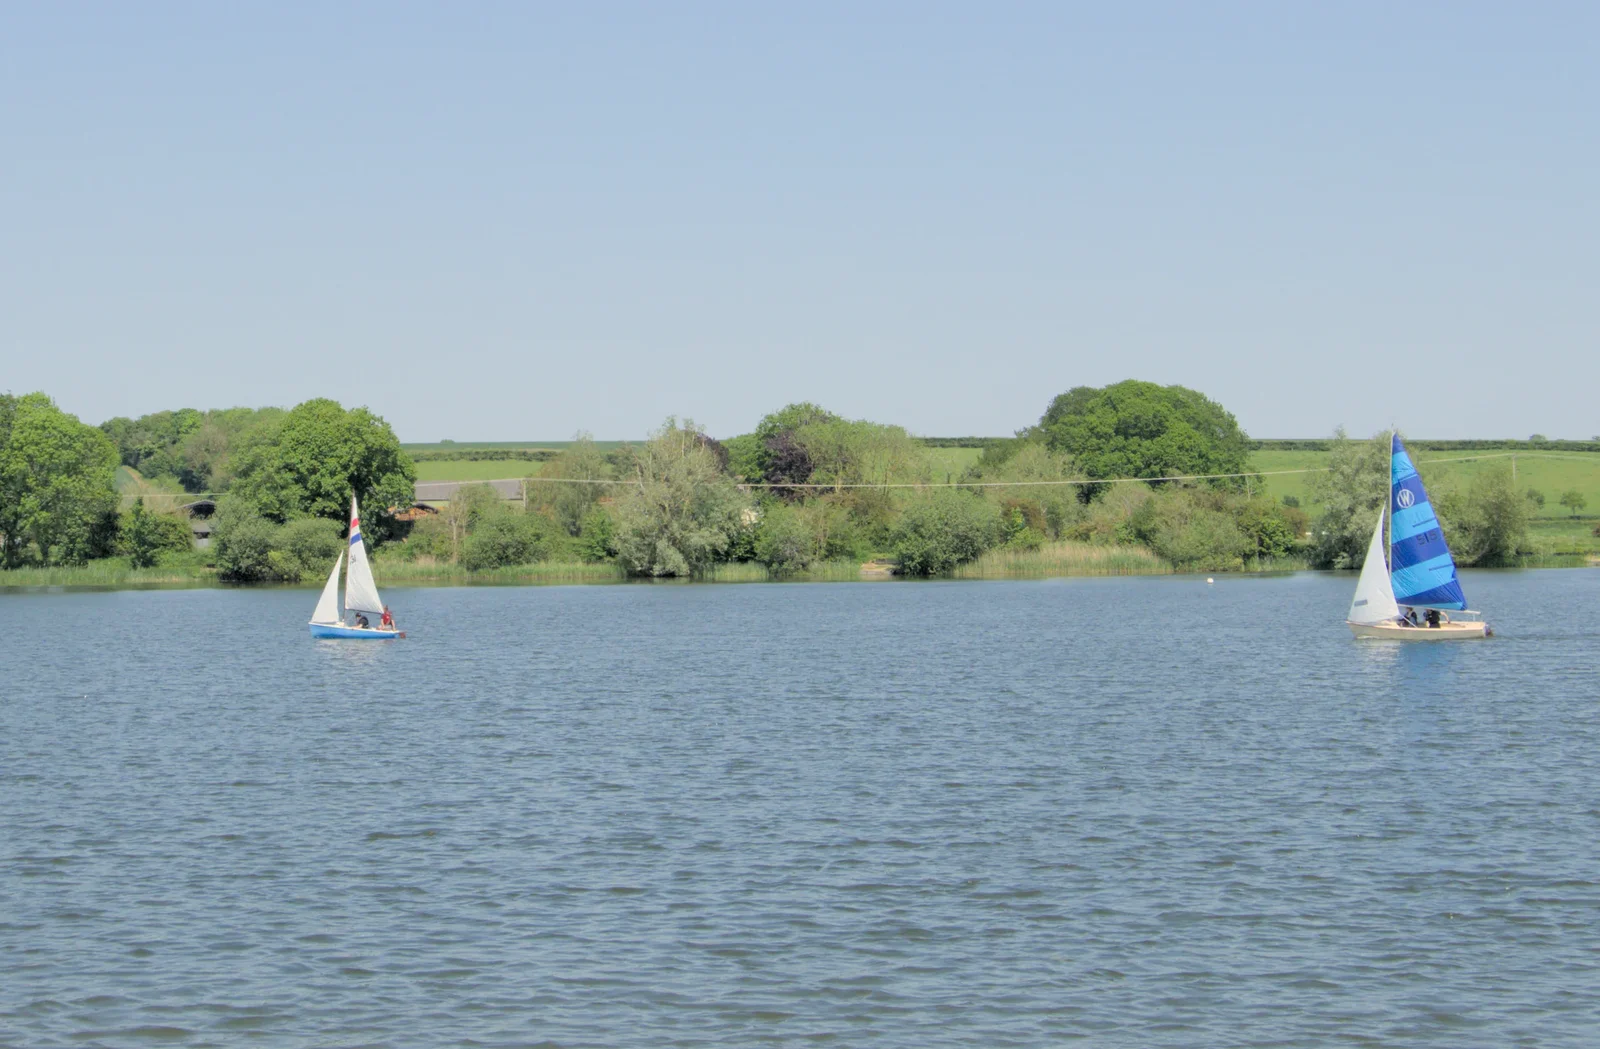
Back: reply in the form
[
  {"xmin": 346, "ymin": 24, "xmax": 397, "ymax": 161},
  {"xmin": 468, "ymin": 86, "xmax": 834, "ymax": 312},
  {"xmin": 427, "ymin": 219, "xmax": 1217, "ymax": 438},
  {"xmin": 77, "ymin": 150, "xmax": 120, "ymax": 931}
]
[{"xmin": 3, "ymin": 571, "xmax": 1600, "ymax": 1047}]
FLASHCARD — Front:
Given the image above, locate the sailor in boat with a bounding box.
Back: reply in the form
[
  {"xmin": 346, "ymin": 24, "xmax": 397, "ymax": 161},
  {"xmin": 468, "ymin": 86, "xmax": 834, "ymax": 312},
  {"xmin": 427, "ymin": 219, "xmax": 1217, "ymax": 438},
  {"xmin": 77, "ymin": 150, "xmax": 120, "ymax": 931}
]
[
  {"xmin": 355, "ymin": 612, "xmax": 370, "ymax": 629},
  {"xmin": 380, "ymin": 606, "xmax": 396, "ymax": 630}
]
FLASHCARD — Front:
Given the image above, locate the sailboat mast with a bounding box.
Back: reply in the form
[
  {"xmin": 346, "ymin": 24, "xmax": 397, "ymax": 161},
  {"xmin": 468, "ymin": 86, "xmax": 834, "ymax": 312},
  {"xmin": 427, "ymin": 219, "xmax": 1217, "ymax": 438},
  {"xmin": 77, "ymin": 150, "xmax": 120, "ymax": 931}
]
[{"xmin": 1384, "ymin": 430, "xmax": 1393, "ymax": 573}]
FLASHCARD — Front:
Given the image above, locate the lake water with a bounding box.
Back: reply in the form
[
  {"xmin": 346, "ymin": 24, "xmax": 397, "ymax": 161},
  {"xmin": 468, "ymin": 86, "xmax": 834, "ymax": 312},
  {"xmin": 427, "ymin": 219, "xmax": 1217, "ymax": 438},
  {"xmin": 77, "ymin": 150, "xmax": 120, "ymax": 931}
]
[{"xmin": 3, "ymin": 570, "xmax": 1599, "ymax": 1047}]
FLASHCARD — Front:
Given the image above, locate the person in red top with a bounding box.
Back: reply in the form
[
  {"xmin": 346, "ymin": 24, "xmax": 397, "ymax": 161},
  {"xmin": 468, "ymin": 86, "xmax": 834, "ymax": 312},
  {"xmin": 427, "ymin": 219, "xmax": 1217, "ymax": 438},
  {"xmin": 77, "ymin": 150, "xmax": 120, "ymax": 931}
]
[{"xmin": 380, "ymin": 606, "xmax": 395, "ymax": 630}]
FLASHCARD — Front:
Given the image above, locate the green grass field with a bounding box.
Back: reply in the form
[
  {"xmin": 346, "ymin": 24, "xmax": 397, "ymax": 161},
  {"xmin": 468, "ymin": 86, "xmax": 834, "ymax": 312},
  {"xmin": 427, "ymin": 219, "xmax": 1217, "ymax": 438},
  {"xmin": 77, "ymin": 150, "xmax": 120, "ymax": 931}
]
[
  {"xmin": 927, "ymin": 446, "xmax": 983, "ymax": 480},
  {"xmin": 412, "ymin": 444, "xmax": 987, "ymax": 482},
  {"xmin": 1252, "ymin": 448, "xmax": 1600, "ymax": 520},
  {"xmin": 413, "ymin": 460, "xmax": 547, "ymax": 482},
  {"xmin": 401, "ymin": 440, "xmax": 630, "ymax": 453}
]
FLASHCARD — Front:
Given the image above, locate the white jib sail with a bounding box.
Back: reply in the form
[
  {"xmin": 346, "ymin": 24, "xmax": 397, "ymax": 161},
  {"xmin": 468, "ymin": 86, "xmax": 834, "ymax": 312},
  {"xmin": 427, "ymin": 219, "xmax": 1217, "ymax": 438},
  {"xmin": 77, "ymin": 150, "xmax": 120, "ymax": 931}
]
[
  {"xmin": 344, "ymin": 495, "xmax": 385, "ymax": 616},
  {"xmin": 1348, "ymin": 509, "xmax": 1400, "ymax": 625},
  {"xmin": 312, "ymin": 551, "xmax": 343, "ymax": 624}
]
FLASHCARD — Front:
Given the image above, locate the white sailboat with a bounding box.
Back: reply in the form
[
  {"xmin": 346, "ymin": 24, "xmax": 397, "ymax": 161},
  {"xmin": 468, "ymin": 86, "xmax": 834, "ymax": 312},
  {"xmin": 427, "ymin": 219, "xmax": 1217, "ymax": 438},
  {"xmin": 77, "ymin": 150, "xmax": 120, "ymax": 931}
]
[{"xmin": 309, "ymin": 496, "xmax": 402, "ymax": 639}]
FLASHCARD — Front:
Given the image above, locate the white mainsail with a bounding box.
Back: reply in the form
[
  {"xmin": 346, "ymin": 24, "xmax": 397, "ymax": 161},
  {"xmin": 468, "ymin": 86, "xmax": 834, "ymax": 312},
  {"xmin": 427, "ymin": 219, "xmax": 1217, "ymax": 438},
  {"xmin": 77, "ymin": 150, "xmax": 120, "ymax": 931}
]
[
  {"xmin": 344, "ymin": 495, "xmax": 385, "ymax": 616},
  {"xmin": 311, "ymin": 551, "xmax": 343, "ymax": 625},
  {"xmin": 1347, "ymin": 509, "xmax": 1400, "ymax": 625}
]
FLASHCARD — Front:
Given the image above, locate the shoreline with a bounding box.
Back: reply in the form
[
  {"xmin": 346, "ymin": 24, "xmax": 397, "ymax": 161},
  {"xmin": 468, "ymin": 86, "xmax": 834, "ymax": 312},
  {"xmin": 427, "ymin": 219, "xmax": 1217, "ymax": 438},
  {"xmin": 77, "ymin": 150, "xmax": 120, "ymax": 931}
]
[{"xmin": 2, "ymin": 554, "xmax": 1593, "ymax": 593}]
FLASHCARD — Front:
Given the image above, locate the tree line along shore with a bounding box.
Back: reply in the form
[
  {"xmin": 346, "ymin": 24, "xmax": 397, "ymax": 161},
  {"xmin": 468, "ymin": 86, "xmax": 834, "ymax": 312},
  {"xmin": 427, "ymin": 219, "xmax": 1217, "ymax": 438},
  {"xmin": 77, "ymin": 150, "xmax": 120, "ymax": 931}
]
[{"xmin": 2, "ymin": 383, "xmax": 1597, "ymax": 588}]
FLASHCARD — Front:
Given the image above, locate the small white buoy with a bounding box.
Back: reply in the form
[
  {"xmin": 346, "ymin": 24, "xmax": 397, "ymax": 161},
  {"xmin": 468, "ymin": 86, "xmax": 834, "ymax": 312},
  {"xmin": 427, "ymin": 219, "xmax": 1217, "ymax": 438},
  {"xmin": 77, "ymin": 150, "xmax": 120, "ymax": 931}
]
[{"xmin": 1206, "ymin": 578, "xmax": 1214, "ymax": 585}]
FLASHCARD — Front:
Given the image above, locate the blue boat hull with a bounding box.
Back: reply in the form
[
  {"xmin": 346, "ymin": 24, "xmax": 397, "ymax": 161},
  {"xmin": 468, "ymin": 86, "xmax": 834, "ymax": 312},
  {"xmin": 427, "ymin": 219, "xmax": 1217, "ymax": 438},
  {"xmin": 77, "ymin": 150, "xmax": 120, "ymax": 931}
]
[{"xmin": 309, "ymin": 622, "xmax": 401, "ymax": 640}]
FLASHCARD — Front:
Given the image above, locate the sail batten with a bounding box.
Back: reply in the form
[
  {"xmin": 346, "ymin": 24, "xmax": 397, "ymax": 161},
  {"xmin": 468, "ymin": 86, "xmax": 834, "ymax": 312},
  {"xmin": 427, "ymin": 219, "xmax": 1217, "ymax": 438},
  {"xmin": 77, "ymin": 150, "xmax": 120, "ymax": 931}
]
[
  {"xmin": 344, "ymin": 495, "xmax": 386, "ymax": 615},
  {"xmin": 1388, "ymin": 434, "xmax": 1467, "ymax": 610}
]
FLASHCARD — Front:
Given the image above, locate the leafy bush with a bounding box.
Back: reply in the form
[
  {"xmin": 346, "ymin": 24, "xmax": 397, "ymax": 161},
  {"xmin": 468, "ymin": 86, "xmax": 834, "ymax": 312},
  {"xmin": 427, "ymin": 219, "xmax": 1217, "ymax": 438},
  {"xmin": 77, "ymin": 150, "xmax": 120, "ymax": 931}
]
[
  {"xmin": 999, "ymin": 506, "xmax": 1045, "ymax": 551},
  {"xmin": 386, "ymin": 513, "xmax": 452, "ymax": 561},
  {"xmin": 754, "ymin": 503, "xmax": 815, "ymax": 573},
  {"xmin": 576, "ymin": 507, "xmax": 617, "ymax": 562},
  {"xmin": 1450, "ymin": 464, "xmax": 1530, "ymax": 566},
  {"xmin": 892, "ymin": 490, "xmax": 1000, "ymax": 575},
  {"xmin": 267, "ymin": 517, "xmax": 344, "ymax": 581},
  {"xmin": 211, "ymin": 501, "xmax": 280, "ymax": 581},
  {"xmin": 460, "ymin": 512, "xmax": 556, "ymax": 570},
  {"xmin": 804, "ymin": 499, "xmax": 872, "ymax": 562},
  {"xmin": 1128, "ymin": 489, "xmax": 1252, "ymax": 571},
  {"xmin": 1234, "ymin": 499, "xmax": 1300, "ymax": 561},
  {"xmin": 119, "ymin": 500, "xmax": 194, "ymax": 568}
]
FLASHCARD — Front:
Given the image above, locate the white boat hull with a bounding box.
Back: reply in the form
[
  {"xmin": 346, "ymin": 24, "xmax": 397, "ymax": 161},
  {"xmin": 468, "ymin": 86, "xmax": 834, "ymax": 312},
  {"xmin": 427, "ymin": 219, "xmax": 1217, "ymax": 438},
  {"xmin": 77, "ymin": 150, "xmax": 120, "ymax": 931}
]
[
  {"xmin": 309, "ymin": 622, "xmax": 402, "ymax": 640},
  {"xmin": 1347, "ymin": 620, "xmax": 1487, "ymax": 640}
]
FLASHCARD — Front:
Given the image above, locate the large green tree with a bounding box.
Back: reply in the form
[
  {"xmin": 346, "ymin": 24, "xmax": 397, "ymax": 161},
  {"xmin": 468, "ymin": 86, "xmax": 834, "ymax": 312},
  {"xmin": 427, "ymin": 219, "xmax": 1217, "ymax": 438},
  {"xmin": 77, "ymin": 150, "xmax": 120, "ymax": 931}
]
[
  {"xmin": 1307, "ymin": 429, "xmax": 1389, "ymax": 569},
  {"xmin": 1039, "ymin": 380, "xmax": 1252, "ymax": 487},
  {"xmin": 1451, "ymin": 464, "xmax": 1530, "ymax": 566},
  {"xmin": 796, "ymin": 417, "xmax": 929, "ymax": 492},
  {"xmin": 612, "ymin": 418, "xmax": 746, "ymax": 576},
  {"xmin": 229, "ymin": 398, "xmax": 415, "ymax": 535},
  {"xmin": 531, "ymin": 433, "xmax": 612, "ymax": 535},
  {"xmin": 727, "ymin": 402, "xmax": 841, "ymax": 488},
  {"xmin": 0, "ymin": 393, "xmax": 120, "ymax": 566}
]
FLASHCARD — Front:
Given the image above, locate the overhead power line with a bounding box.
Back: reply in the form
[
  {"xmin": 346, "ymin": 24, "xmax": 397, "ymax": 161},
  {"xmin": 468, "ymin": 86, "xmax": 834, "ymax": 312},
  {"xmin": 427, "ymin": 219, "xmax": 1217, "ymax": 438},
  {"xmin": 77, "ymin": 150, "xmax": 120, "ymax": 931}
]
[{"xmin": 121, "ymin": 449, "xmax": 1589, "ymax": 502}]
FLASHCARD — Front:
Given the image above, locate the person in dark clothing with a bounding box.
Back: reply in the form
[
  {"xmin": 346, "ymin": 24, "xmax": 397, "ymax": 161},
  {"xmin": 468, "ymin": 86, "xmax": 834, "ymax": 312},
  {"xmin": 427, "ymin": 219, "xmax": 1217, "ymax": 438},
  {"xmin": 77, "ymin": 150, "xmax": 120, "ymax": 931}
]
[
  {"xmin": 355, "ymin": 613, "xmax": 370, "ymax": 629},
  {"xmin": 1425, "ymin": 609, "xmax": 1441, "ymax": 628}
]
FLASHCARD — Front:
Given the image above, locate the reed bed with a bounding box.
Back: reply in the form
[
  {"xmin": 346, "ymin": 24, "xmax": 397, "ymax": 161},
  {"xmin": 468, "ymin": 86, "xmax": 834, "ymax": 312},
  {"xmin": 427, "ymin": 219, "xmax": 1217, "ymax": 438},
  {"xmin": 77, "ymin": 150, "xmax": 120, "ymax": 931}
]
[
  {"xmin": 693, "ymin": 560, "xmax": 876, "ymax": 583},
  {"xmin": 373, "ymin": 560, "xmax": 626, "ymax": 585},
  {"xmin": 0, "ymin": 561, "xmax": 217, "ymax": 588},
  {"xmin": 953, "ymin": 541, "xmax": 1171, "ymax": 578}
]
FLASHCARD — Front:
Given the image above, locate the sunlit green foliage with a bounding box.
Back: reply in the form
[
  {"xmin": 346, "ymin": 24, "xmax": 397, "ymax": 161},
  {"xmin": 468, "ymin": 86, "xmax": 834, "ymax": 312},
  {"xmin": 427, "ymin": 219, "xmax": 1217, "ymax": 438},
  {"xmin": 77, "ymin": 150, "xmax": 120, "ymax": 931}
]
[
  {"xmin": 119, "ymin": 499, "xmax": 193, "ymax": 568},
  {"xmin": 1439, "ymin": 464, "xmax": 1531, "ymax": 566},
  {"xmin": 100, "ymin": 406, "xmax": 286, "ymax": 493},
  {"xmin": 1307, "ymin": 429, "xmax": 1389, "ymax": 569},
  {"xmin": 1040, "ymin": 380, "xmax": 1252, "ymax": 487},
  {"xmin": 267, "ymin": 517, "xmax": 345, "ymax": 581},
  {"xmin": 0, "ymin": 393, "xmax": 120, "ymax": 566},
  {"xmin": 530, "ymin": 433, "xmax": 611, "ymax": 535},
  {"xmin": 892, "ymin": 490, "xmax": 1000, "ymax": 575},
  {"xmin": 211, "ymin": 501, "xmax": 280, "ymax": 581},
  {"xmin": 460, "ymin": 512, "xmax": 562, "ymax": 570},
  {"xmin": 612, "ymin": 418, "xmax": 747, "ymax": 576},
  {"xmin": 753, "ymin": 503, "xmax": 815, "ymax": 573},
  {"xmin": 229, "ymin": 399, "xmax": 415, "ymax": 535}
]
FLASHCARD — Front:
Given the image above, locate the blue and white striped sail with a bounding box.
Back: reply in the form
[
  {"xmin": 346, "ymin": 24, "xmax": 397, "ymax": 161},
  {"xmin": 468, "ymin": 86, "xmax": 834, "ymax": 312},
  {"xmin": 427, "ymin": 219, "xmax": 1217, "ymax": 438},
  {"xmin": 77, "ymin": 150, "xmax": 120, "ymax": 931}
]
[{"xmin": 1388, "ymin": 434, "xmax": 1467, "ymax": 610}]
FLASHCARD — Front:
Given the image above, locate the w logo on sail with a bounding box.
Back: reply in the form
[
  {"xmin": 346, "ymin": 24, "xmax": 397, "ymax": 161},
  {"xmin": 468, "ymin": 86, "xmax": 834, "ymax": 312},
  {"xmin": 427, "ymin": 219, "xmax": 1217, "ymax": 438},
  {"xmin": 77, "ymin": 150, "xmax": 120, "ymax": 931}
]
[{"xmin": 1396, "ymin": 489, "xmax": 1415, "ymax": 509}]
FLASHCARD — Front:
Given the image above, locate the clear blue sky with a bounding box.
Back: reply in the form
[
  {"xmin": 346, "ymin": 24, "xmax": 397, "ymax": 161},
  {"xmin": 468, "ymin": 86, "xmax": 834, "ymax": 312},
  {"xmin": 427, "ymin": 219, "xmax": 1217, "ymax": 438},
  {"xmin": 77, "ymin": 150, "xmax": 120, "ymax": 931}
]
[{"xmin": 4, "ymin": 3, "xmax": 1596, "ymax": 440}]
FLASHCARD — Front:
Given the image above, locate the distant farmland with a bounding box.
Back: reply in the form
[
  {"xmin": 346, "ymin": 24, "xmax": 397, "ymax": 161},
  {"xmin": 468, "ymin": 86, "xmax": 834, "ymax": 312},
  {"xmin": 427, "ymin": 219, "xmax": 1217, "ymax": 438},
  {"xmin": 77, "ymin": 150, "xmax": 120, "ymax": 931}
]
[
  {"xmin": 406, "ymin": 439, "xmax": 1600, "ymax": 528},
  {"xmin": 1252, "ymin": 448, "xmax": 1600, "ymax": 522}
]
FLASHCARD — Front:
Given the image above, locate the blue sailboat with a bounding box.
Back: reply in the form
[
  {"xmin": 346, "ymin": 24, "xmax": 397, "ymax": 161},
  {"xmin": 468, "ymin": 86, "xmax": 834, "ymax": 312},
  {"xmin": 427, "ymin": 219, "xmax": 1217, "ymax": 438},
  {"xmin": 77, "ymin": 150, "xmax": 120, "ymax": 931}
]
[
  {"xmin": 1347, "ymin": 434, "xmax": 1487, "ymax": 639},
  {"xmin": 309, "ymin": 496, "xmax": 403, "ymax": 639}
]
